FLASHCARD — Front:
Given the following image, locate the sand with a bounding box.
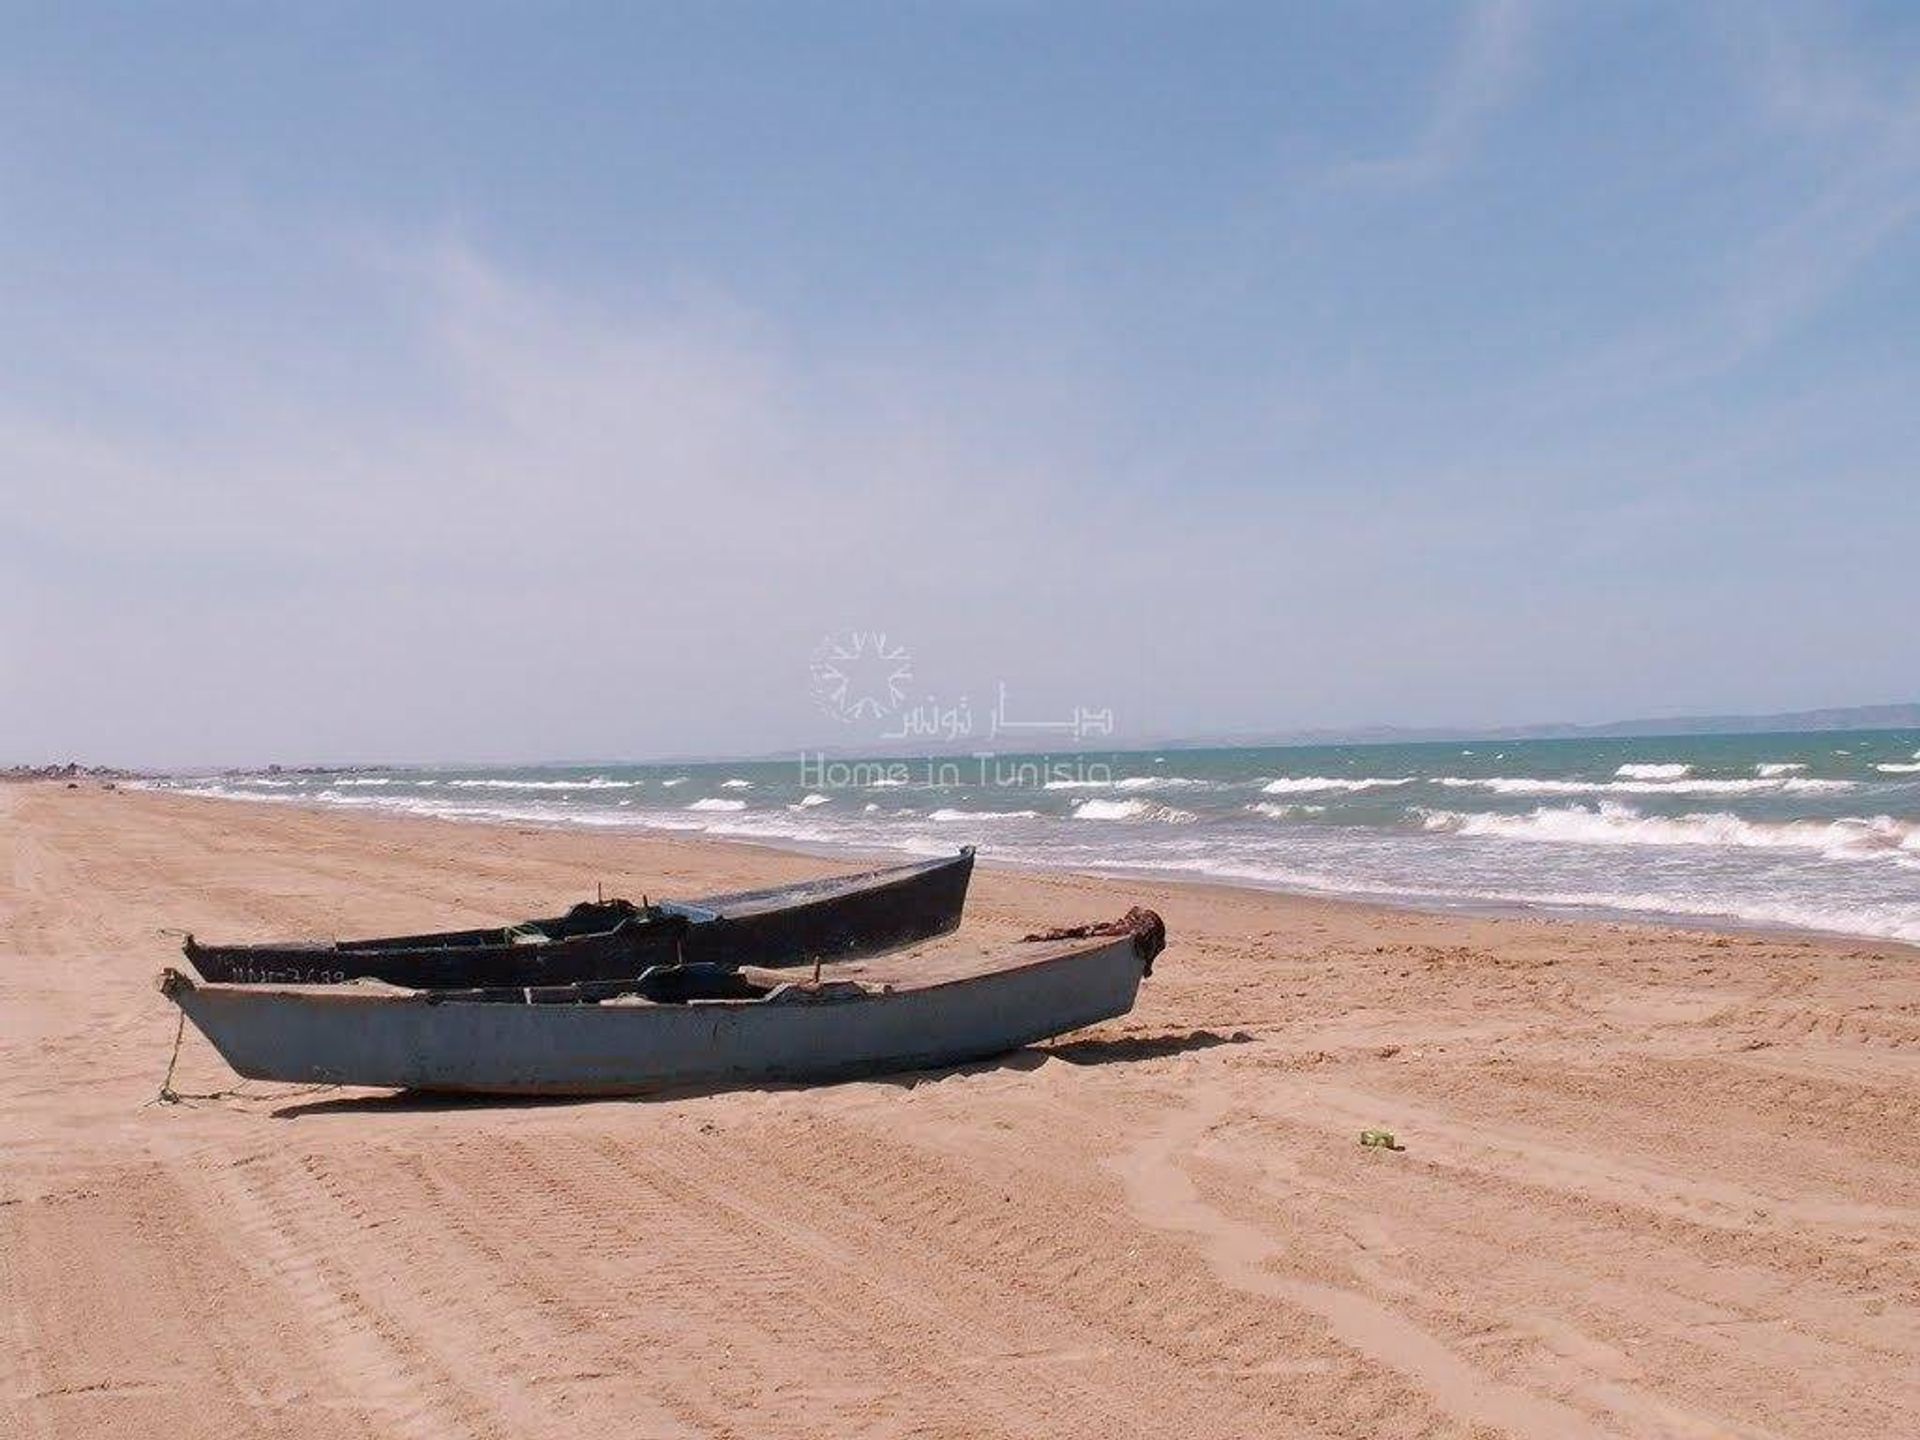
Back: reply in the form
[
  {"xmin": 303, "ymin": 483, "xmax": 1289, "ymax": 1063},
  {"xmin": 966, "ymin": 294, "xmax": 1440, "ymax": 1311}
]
[{"xmin": 2, "ymin": 783, "xmax": 1915, "ymax": 1438}]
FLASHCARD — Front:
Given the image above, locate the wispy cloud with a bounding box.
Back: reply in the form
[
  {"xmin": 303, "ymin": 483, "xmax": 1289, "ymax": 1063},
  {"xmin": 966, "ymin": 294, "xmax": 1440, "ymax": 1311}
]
[
  {"xmin": 1343, "ymin": 0, "xmax": 1538, "ymax": 188},
  {"xmin": 0, "ymin": 241, "xmax": 1296, "ymax": 763},
  {"xmin": 1558, "ymin": 10, "xmax": 1920, "ymax": 396}
]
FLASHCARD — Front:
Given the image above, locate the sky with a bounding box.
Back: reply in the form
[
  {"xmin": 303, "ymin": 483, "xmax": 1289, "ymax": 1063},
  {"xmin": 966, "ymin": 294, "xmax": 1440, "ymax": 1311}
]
[{"xmin": 3, "ymin": 1, "xmax": 1917, "ymax": 768}]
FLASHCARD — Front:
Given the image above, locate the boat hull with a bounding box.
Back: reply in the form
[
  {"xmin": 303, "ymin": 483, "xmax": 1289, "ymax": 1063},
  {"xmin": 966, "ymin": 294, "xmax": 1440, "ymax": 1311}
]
[
  {"xmin": 677, "ymin": 848, "xmax": 975, "ymax": 968},
  {"xmin": 162, "ymin": 930, "xmax": 1148, "ymax": 1096},
  {"xmin": 182, "ymin": 849, "xmax": 975, "ymax": 987}
]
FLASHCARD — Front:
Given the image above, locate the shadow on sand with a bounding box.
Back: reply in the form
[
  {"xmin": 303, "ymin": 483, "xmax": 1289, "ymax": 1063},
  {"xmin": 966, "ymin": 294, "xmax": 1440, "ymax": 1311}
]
[
  {"xmin": 267, "ymin": 1027, "xmax": 1254, "ymax": 1119},
  {"xmin": 1042, "ymin": 1027, "xmax": 1252, "ymax": 1066}
]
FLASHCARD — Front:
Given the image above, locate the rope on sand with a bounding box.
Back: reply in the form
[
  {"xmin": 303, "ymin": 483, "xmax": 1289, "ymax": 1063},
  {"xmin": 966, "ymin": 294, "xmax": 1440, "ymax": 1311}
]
[
  {"xmin": 148, "ymin": 1011, "xmax": 335, "ymax": 1108},
  {"xmin": 153, "ymin": 1009, "xmax": 189, "ymax": 1104},
  {"xmin": 148, "ymin": 930, "xmax": 339, "ymax": 1108}
]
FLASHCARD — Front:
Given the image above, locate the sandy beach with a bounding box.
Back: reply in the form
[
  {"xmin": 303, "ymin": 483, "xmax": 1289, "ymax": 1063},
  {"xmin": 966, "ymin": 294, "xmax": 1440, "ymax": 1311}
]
[{"xmin": 2, "ymin": 782, "xmax": 1915, "ymax": 1438}]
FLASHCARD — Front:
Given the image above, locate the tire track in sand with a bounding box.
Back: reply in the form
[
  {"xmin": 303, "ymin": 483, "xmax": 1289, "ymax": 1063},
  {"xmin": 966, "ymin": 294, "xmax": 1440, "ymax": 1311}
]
[
  {"xmin": 1111, "ymin": 1091, "xmax": 1617, "ymax": 1440},
  {"xmin": 6, "ymin": 1161, "xmax": 393, "ymax": 1440}
]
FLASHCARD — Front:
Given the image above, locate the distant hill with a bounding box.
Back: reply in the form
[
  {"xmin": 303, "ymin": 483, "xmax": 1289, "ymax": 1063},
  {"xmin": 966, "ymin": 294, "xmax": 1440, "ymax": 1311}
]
[
  {"xmin": 1158, "ymin": 702, "xmax": 1920, "ymax": 751},
  {"xmin": 85, "ymin": 702, "xmax": 1919, "ymax": 775},
  {"xmin": 728, "ymin": 701, "xmax": 1920, "ymax": 762}
]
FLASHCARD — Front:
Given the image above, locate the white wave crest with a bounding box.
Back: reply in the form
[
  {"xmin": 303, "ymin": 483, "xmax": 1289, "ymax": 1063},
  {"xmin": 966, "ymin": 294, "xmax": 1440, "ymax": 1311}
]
[
  {"xmin": 1616, "ymin": 763, "xmax": 1691, "ymax": 780},
  {"xmin": 1261, "ymin": 776, "xmax": 1411, "ymax": 794},
  {"xmin": 332, "ymin": 777, "xmax": 394, "ymax": 787},
  {"xmin": 926, "ymin": 807, "xmax": 1039, "ymax": 822},
  {"xmin": 1437, "ymin": 776, "xmax": 1604, "ymax": 796},
  {"xmin": 720, "ymin": 778, "xmax": 753, "ymax": 789},
  {"xmin": 1877, "ymin": 762, "xmax": 1920, "ymax": 774},
  {"xmin": 1044, "ymin": 775, "xmax": 1203, "ymax": 792},
  {"xmin": 793, "ymin": 793, "xmax": 832, "ymax": 808},
  {"xmin": 1071, "ymin": 798, "xmax": 1197, "ymax": 823},
  {"xmin": 1435, "ymin": 775, "xmax": 1852, "ymax": 797},
  {"xmin": 1246, "ymin": 801, "xmax": 1325, "ymax": 820},
  {"xmin": 686, "ymin": 797, "xmax": 747, "ymax": 812},
  {"xmin": 1420, "ymin": 801, "xmax": 1919, "ymax": 862},
  {"xmin": 1755, "ymin": 763, "xmax": 1806, "ymax": 777},
  {"xmin": 447, "ymin": 777, "xmax": 636, "ymax": 791}
]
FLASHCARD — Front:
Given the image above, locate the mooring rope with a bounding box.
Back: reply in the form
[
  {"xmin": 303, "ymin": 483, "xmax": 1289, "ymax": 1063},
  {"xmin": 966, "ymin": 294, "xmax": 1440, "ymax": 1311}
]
[
  {"xmin": 149, "ymin": 1010, "xmax": 337, "ymax": 1108},
  {"xmin": 154, "ymin": 1008, "xmax": 188, "ymax": 1104}
]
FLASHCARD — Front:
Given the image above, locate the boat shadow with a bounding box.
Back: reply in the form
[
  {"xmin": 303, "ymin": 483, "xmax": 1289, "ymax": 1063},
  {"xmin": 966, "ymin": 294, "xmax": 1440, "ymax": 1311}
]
[
  {"xmin": 1039, "ymin": 1027, "xmax": 1252, "ymax": 1066},
  {"xmin": 266, "ymin": 1027, "xmax": 1251, "ymax": 1118}
]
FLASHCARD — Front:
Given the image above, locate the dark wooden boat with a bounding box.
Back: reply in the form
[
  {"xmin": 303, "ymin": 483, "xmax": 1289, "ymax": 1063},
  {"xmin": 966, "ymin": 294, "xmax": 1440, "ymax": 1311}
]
[{"xmin": 181, "ymin": 848, "xmax": 975, "ymax": 988}]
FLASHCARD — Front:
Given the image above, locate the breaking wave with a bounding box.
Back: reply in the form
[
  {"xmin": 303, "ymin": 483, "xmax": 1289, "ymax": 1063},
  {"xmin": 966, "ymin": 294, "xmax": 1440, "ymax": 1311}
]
[
  {"xmin": 1756, "ymin": 762, "xmax": 1806, "ymax": 777},
  {"xmin": 1616, "ymin": 763, "xmax": 1690, "ymax": 780},
  {"xmin": 1435, "ymin": 775, "xmax": 1853, "ymax": 797},
  {"xmin": 685, "ymin": 797, "xmax": 747, "ymax": 812},
  {"xmin": 1071, "ymin": 798, "xmax": 1197, "ymax": 823},
  {"xmin": 1246, "ymin": 801, "xmax": 1325, "ymax": 820},
  {"xmin": 1420, "ymin": 801, "xmax": 1919, "ymax": 863},
  {"xmin": 447, "ymin": 777, "xmax": 637, "ymax": 791},
  {"xmin": 1043, "ymin": 775, "xmax": 1204, "ymax": 791},
  {"xmin": 1261, "ymin": 776, "xmax": 1412, "ymax": 794}
]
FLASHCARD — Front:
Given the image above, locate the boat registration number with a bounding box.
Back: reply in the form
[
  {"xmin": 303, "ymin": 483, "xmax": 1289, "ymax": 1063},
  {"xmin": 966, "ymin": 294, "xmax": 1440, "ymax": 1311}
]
[{"xmin": 227, "ymin": 967, "xmax": 351, "ymax": 985}]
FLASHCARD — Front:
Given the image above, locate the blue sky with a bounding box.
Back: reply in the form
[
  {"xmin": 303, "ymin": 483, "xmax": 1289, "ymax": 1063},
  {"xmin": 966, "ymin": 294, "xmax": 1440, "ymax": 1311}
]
[{"xmin": 3, "ymin": 2, "xmax": 1917, "ymax": 766}]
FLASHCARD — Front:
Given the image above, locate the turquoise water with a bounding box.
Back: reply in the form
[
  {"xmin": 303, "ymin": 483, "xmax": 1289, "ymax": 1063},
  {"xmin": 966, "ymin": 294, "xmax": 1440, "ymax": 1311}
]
[{"xmin": 152, "ymin": 729, "xmax": 1920, "ymax": 944}]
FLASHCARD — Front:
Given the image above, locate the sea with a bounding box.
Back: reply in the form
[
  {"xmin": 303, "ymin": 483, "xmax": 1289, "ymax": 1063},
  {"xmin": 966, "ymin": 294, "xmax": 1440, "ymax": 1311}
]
[{"xmin": 148, "ymin": 729, "xmax": 1920, "ymax": 946}]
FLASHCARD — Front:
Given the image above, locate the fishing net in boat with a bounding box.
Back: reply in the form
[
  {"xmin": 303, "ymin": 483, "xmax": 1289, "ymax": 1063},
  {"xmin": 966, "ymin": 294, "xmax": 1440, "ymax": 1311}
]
[{"xmin": 1021, "ymin": 907, "xmax": 1166, "ymax": 972}]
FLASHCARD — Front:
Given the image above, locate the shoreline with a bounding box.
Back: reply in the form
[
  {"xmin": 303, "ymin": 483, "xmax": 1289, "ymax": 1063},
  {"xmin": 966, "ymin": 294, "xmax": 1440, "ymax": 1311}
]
[{"xmin": 125, "ymin": 779, "xmax": 1920, "ymax": 956}]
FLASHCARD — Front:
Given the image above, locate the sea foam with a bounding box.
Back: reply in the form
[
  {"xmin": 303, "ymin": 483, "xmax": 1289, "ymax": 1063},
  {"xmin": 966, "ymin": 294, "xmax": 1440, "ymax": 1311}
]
[
  {"xmin": 1435, "ymin": 775, "xmax": 1852, "ymax": 797},
  {"xmin": 1246, "ymin": 801, "xmax": 1324, "ymax": 819},
  {"xmin": 1072, "ymin": 798, "xmax": 1197, "ymax": 823},
  {"xmin": 1261, "ymin": 776, "xmax": 1411, "ymax": 794},
  {"xmin": 1421, "ymin": 801, "xmax": 1918, "ymax": 862},
  {"xmin": 447, "ymin": 777, "xmax": 636, "ymax": 791}
]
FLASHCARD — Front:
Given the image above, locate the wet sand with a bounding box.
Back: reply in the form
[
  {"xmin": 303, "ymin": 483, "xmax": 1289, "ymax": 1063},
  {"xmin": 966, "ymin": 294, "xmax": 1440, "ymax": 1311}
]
[{"xmin": 2, "ymin": 783, "xmax": 1915, "ymax": 1438}]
